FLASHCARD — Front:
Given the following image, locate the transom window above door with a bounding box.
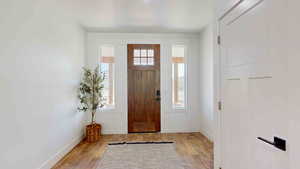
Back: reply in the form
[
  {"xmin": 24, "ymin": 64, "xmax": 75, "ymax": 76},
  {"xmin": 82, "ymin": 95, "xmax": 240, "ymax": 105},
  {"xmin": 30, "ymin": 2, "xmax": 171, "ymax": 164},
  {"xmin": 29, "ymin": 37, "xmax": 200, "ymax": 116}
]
[{"xmin": 133, "ymin": 49, "xmax": 154, "ymax": 65}]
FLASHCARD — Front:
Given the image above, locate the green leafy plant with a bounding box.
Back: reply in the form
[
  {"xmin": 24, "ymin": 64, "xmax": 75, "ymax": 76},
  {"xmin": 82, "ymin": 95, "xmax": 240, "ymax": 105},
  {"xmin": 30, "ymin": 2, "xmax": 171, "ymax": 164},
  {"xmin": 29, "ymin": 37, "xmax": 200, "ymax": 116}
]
[{"xmin": 78, "ymin": 66, "xmax": 105, "ymax": 124}]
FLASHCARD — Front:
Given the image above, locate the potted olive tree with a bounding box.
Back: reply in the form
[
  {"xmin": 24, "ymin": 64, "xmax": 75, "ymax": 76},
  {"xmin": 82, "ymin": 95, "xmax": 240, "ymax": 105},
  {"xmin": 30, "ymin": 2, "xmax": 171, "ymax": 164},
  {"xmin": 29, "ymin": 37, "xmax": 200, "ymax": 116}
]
[{"xmin": 78, "ymin": 66, "xmax": 104, "ymax": 142}]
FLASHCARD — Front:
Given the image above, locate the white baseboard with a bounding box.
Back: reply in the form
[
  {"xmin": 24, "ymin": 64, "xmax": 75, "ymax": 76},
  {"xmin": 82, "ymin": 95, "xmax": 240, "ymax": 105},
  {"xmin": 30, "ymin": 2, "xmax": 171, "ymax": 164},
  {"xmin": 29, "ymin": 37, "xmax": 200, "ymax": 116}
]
[
  {"xmin": 200, "ymin": 129, "xmax": 214, "ymax": 142},
  {"xmin": 161, "ymin": 129, "xmax": 198, "ymax": 133},
  {"xmin": 102, "ymin": 129, "xmax": 200, "ymax": 134},
  {"xmin": 102, "ymin": 129, "xmax": 201, "ymax": 134},
  {"xmin": 37, "ymin": 135, "xmax": 84, "ymax": 169},
  {"xmin": 102, "ymin": 130, "xmax": 127, "ymax": 135}
]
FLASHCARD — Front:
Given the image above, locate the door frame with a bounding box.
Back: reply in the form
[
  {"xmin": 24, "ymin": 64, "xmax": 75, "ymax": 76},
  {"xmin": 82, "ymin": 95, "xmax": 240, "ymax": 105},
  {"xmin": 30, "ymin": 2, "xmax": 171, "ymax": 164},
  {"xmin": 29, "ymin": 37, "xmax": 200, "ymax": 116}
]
[
  {"xmin": 213, "ymin": 2, "xmax": 242, "ymax": 169},
  {"xmin": 213, "ymin": 20, "xmax": 222, "ymax": 169},
  {"xmin": 127, "ymin": 44, "xmax": 161, "ymax": 133}
]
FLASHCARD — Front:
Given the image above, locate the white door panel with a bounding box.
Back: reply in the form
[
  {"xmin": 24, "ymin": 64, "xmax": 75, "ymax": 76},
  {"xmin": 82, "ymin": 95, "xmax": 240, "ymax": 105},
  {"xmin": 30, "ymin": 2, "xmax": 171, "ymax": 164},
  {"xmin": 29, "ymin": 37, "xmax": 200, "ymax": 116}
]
[
  {"xmin": 219, "ymin": 0, "xmax": 290, "ymax": 168},
  {"xmin": 226, "ymin": 0, "xmax": 268, "ymax": 67},
  {"xmin": 248, "ymin": 77, "xmax": 289, "ymax": 169},
  {"xmin": 221, "ymin": 78, "xmax": 249, "ymax": 169}
]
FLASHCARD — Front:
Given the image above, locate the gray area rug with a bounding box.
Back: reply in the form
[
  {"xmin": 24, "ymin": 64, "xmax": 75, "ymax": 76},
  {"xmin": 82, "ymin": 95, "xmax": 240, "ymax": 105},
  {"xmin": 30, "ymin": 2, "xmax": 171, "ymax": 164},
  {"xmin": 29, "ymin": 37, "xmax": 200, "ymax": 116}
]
[{"xmin": 97, "ymin": 142, "xmax": 185, "ymax": 169}]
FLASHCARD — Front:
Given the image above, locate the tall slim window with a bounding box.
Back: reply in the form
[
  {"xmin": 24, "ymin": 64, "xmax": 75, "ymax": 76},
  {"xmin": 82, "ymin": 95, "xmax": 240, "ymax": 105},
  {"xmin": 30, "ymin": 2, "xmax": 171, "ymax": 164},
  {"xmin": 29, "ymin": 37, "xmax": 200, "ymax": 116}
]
[
  {"xmin": 172, "ymin": 45, "xmax": 186, "ymax": 108},
  {"xmin": 100, "ymin": 45, "xmax": 115, "ymax": 107}
]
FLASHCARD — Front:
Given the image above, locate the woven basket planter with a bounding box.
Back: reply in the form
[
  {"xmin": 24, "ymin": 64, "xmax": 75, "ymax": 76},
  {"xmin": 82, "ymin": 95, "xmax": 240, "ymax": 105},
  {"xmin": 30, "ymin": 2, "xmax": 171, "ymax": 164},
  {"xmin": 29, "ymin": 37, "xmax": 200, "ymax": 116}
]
[{"xmin": 86, "ymin": 123, "xmax": 101, "ymax": 143}]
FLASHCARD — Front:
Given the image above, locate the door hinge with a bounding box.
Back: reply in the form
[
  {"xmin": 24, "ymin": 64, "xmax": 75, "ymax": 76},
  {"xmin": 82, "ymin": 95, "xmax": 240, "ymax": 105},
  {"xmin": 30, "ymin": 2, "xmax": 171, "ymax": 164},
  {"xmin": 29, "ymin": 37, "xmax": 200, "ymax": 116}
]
[
  {"xmin": 217, "ymin": 36, "xmax": 221, "ymax": 45},
  {"xmin": 218, "ymin": 101, "xmax": 222, "ymax": 111}
]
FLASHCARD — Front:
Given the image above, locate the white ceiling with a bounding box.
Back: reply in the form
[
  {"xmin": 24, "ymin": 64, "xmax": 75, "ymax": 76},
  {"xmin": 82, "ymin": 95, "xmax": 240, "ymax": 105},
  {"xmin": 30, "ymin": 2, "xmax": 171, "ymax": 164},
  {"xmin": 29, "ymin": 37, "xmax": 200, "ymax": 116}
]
[{"xmin": 73, "ymin": 0, "xmax": 213, "ymax": 33}]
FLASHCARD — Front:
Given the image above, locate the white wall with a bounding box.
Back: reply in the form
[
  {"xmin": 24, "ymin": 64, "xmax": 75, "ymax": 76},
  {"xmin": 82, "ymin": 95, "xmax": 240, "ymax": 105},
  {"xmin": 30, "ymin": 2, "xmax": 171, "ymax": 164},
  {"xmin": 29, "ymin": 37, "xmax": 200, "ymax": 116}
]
[
  {"xmin": 199, "ymin": 24, "xmax": 214, "ymax": 141},
  {"xmin": 86, "ymin": 33, "xmax": 202, "ymax": 134},
  {"xmin": 0, "ymin": 1, "xmax": 85, "ymax": 169}
]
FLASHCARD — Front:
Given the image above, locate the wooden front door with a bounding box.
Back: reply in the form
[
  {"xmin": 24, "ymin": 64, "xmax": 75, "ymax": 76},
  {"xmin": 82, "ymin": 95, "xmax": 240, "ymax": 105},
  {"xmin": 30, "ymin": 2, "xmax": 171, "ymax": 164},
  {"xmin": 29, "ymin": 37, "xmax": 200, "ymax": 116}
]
[{"xmin": 128, "ymin": 44, "xmax": 161, "ymax": 133}]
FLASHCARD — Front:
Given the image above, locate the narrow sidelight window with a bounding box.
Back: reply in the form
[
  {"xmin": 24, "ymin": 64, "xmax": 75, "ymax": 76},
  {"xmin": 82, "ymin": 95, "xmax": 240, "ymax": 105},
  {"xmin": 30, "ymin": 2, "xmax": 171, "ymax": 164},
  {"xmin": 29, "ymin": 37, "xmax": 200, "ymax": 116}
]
[
  {"xmin": 172, "ymin": 45, "xmax": 186, "ymax": 108},
  {"xmin": 100, "ymin": 45, "xmax": 115, "ymax": 108}
]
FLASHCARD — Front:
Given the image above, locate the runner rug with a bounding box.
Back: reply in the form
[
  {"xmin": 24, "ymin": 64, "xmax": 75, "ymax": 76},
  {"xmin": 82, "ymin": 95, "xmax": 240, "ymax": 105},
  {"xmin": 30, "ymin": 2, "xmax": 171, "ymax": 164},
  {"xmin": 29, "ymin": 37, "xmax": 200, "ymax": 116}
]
[{"xmin": 97, "ymin": 142, "xmax": 185, "ymax": 169}]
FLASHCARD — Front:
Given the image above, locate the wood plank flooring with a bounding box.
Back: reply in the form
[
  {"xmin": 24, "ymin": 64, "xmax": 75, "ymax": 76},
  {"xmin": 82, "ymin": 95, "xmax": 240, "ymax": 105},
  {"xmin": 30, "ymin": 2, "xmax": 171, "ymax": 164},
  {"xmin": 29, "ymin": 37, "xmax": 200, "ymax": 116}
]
[{"xmin": 52, "ymin": 133, "xmax": 213, "ymax": 169}]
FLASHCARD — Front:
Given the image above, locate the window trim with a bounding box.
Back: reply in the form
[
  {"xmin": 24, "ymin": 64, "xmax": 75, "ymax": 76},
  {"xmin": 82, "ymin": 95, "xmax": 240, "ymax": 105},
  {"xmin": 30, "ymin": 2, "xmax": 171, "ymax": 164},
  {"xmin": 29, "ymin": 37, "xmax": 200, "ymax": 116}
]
[
  {"xmin": 99, "ymin": 45, "xmax": 116, "ymax": 109},
  {"xmin": 171, "ymin": 44, "xmax": 188, "ymax": 110}
]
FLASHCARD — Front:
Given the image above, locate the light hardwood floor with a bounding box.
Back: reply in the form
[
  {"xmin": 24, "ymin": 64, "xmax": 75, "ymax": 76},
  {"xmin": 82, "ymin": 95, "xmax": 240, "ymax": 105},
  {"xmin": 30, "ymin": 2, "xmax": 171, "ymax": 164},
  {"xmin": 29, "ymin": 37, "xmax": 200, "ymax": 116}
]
[{"xmin": 52, "ymin": 133, "xmax": 213, "ymax": 169}]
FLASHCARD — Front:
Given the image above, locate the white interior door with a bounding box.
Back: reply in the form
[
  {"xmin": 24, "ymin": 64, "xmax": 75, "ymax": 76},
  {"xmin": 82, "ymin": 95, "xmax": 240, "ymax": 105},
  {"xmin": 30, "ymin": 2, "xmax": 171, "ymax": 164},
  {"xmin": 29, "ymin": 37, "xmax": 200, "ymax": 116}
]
[{"xmin": 219, "ymin": 0, "xmax": 290, "ymax": 169}]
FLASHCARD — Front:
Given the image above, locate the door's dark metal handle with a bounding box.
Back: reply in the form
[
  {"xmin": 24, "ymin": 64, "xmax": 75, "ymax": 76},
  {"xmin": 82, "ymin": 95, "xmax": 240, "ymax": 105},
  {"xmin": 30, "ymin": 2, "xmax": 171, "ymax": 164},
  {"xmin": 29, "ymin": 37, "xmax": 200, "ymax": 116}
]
[
  {"xmin": 156, "ymin": 90, "xmax": 160, "ymax": 96},
  {"xmin": 155, "ymin": 90, "xmax": 161, "ymax": 101},
  {"xmin": 257, "ymin": 137, "xmax": 286, "ymax": 151}
]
